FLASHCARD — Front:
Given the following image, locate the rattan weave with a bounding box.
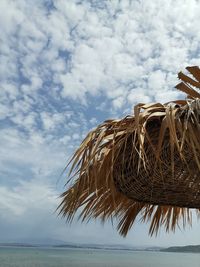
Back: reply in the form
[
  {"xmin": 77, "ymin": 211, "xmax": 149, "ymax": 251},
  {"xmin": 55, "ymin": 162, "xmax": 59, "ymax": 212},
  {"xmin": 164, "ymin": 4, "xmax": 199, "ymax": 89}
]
[
  {"xmin": 113, "ymin": 122, "xmax": 200, "ymax": 208},
  {"xmin": 59, "ymin": 66, "xmax": 200, "ymax": 236}
]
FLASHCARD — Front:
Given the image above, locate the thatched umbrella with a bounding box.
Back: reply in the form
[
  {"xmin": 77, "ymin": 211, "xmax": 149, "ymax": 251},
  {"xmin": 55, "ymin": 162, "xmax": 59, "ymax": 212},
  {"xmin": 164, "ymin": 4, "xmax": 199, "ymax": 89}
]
[{"xmin": 58, "ymin": 66, "xmax": 200, "ymax": 236}]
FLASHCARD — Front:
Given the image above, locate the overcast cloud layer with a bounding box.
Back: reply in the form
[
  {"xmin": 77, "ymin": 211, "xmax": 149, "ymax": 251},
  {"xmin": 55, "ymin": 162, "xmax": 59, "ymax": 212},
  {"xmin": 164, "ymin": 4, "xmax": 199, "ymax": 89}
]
[{"xmin": 1, "ymin": 0, "xmax": 200, "ymax": 247}]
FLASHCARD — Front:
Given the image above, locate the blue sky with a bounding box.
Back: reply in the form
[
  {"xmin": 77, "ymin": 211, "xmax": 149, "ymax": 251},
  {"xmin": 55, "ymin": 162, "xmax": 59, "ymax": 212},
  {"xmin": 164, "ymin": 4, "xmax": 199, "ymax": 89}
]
[{"xmin": 1, "ymin": 0, "xmax": 200, "ymax": 247}]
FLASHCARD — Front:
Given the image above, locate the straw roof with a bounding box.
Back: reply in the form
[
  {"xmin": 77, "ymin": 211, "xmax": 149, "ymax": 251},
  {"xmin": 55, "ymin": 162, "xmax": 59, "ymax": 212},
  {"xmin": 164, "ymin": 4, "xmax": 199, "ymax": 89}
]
[{"xmin": 58, "ymin": 66, "xmax": 200, "ymax": 236}]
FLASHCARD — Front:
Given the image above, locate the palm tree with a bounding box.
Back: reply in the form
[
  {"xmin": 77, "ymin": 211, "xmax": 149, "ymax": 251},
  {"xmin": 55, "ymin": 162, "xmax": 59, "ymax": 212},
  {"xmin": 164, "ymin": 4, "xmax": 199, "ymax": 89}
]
[{"xmin": 58, "ymin": 66, "xmax": 200, "ymax": 236}]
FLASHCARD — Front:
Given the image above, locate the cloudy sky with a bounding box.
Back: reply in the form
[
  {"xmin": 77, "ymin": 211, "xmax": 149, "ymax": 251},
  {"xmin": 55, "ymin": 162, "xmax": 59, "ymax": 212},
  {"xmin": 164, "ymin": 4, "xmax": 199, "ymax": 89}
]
[{"xmin": 1, "ymin": 0, "xmax": 200, "ymax": 247}]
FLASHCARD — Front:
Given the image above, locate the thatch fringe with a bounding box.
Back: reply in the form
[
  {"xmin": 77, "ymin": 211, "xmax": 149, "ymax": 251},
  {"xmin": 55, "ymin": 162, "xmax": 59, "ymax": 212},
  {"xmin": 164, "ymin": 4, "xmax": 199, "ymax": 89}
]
[{"xmin": 58, "ymin": 66, "xmax": 200, "ymax": 236}]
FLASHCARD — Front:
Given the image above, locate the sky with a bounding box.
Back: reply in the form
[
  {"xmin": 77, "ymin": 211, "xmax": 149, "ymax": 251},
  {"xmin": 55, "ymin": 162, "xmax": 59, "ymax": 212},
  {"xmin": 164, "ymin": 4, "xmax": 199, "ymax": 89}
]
[{"xmin": 1, "ymin": 0, "xmax": 200, "ymax": 247}]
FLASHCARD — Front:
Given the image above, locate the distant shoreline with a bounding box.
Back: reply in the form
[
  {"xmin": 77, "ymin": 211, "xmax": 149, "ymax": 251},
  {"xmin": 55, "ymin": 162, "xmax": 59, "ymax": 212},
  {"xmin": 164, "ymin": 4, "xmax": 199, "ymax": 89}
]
[
  {"xmin": 0, "ymin": 243, "xmax": 161, "ymax": 252},
  {"xmin": 160, "ymin": 245, "xmax": 200, "ymax": 253},
  {"xmin": 1, "ymin": 243, "xmax": 200, "ymax": 253}
]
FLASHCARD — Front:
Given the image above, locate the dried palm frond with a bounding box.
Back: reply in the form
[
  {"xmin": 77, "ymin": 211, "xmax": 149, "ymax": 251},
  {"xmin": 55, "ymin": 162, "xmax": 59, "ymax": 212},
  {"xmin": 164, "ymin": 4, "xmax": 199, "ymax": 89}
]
[{"xmin": 58, "ymin": 66, "xmax": 200, "ymax": 236}]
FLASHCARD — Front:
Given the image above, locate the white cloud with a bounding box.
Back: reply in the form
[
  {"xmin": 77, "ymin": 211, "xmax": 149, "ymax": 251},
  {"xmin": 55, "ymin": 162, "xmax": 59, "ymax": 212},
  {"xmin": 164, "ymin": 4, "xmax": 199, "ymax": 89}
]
[
  {"xmin": 0, "ymin": 128, "xmax": 66, "ymax": 180},
  {"xmin": 148, "ymin": 71, "xmax": 167, "ymax": 91},
  {"xmin": 128, "ymin": 90, "xmax": 151, "ymax": 104},
  {"xmin": 112, "ymin": 96, "xmax": 124, "ymax": 109},
  {"xmin": 0, "ymin": 180, "xmax": 57, "ymax": 218},
  {"xmin": 2, "ymin": 0, "xmax": 199, "ymax": 113},
  {"xmin": 0, "ymin": 104, "xmax": 9, "ymax": 120}
]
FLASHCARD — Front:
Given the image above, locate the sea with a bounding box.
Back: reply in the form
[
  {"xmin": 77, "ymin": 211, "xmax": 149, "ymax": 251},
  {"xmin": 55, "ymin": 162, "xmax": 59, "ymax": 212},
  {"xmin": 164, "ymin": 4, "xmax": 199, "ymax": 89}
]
[{"xmin": 0, "ymin": 247, "xmax": 200, "ymax": 267}]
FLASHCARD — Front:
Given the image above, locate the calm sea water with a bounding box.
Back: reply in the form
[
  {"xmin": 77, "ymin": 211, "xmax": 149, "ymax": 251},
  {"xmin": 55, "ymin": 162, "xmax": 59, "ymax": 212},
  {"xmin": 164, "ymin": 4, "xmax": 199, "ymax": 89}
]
[{"xmin": 0, "ymin": 247, "xmax": 200, "ymax": 267}]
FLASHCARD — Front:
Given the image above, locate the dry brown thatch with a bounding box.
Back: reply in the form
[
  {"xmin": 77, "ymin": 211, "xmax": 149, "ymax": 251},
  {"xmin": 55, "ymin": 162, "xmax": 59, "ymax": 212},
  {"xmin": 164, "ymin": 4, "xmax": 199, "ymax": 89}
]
[{"xmin": 58, "ymin": 66, "xmax": 200, "ymax": 236}]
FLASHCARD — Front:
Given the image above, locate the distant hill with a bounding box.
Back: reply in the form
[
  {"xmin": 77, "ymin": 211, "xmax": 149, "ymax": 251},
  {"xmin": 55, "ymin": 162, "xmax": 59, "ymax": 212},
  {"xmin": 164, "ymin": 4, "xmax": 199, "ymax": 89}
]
[
  {"xmin": 161, "ymin": 245, "xmax": 200, "ymax": 253},
  {"xmin": 2, "ymin": 241, "xmax": 200, "ymax": 253},
  {"xmin": 54, "ymin": 243, "xmax": 162, "ymax": 251},
  {"xmin": 0, "ymin": 243, "xmax": 37, "ymax": 248},
  {"xmin": 0, "ymin": 241, "xmax": 162, "ymax": 251}
]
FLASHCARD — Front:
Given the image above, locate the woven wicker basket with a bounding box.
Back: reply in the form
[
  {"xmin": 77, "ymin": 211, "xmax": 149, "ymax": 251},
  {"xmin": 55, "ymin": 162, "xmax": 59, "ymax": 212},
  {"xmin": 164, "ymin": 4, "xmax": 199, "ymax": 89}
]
[
  {"xmin": 113, "ymin": 119, "xmax": 200, "ymax": 208},
  {"xmin": 59, "ymin": 66, "xmax": 200, "ymax": 236}
]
